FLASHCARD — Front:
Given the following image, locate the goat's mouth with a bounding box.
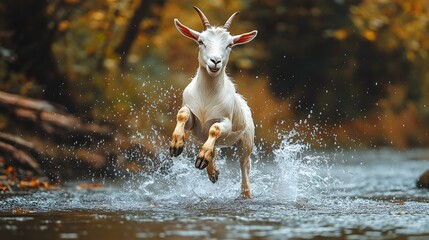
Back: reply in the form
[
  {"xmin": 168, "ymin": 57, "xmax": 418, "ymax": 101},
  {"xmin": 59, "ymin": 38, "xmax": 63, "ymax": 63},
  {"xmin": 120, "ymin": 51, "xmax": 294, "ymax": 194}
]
[{"xmin": 208, "ymin": 66, "xmax": 220, "ymax": 73}]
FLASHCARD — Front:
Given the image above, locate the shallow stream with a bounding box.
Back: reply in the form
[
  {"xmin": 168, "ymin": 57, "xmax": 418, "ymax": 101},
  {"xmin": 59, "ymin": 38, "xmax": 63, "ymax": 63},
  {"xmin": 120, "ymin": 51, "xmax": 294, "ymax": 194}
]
[{"xmin": 1, "ymin": 138, "xmax": 428, "ymax": 239}]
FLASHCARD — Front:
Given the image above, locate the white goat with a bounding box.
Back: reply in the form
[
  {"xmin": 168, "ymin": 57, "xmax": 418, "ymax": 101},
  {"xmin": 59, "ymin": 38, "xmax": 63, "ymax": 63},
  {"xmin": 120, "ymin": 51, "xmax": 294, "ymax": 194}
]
[{"xmin": 170, "ymin": 6, "xmax": 257, "ymax": 198}]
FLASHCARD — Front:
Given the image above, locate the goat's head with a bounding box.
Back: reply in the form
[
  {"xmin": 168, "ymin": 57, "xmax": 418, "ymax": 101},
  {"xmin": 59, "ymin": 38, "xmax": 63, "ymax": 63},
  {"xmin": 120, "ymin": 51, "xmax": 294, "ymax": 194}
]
[{"xmin": 174, "ymin": 6, "xmax": 257, "ymax": 77}]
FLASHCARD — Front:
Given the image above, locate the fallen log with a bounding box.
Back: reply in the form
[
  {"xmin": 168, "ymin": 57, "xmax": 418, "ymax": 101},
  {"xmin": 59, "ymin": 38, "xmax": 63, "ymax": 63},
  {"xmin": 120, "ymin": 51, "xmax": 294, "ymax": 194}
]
[
  {"xmin": 0, "ymin": 91, "xmax": 111, "ymax": 139},
  {"xmin": 0, "ymin": 90, "xmax": 157, "ymax": 192},
  {"xmin": 0, "ymin": 90, "xmax": 56, "ymax": 112},
  {"xmin": 0, "ymin": 132, "xmax": 38, "ymax": 154},
  {"xmin": 0, "ymin": 141, "xmax": 40, "ymax": 171}
]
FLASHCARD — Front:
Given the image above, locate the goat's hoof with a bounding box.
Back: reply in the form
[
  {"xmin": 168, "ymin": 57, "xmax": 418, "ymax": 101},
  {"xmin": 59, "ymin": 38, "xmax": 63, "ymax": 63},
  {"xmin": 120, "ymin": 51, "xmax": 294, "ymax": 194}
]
[
  {"xmin": 209, "ymin": 169, "xmax": 220, "ymax": 183},
  {"xmin": 169, "ymin": 146, "xmax": 183, "ymax": 157},
  {"xmin": 240, "ymin": 190, "xmax": 252, "ymax": 199},
  {"xmin": 195, "ymin": 157, "xmax": 208, "ymax": 169}
]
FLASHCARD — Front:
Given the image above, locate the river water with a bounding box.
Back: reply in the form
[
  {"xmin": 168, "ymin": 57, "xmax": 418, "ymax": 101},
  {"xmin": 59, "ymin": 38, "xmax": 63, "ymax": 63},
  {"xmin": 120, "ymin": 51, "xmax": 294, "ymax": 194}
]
[{"xmin": 1, "ymin": 136, "xmax": 429, "ymax": 239}]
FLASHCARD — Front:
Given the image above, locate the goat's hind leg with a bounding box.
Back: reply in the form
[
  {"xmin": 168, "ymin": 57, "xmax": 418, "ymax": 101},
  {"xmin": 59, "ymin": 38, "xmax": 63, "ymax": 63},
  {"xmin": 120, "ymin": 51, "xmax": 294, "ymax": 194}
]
[
  {"xmin": 170, "ymin": 106, "xmax": 193, "ymax": 157},
  {"xmin": 237, "ymin": 133, "xmax": 254, "ymax": 199},
  {"xmin": 207, "ymin": 149, "xmax": 220, "ymax": 183}
]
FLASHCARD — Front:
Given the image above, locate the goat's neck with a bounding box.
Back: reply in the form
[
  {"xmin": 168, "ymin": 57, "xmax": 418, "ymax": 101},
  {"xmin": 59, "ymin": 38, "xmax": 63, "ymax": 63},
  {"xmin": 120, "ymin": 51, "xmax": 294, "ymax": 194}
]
[{"xmin": 196, "ymin": 66, "xmax": 227, "ymax": 91}]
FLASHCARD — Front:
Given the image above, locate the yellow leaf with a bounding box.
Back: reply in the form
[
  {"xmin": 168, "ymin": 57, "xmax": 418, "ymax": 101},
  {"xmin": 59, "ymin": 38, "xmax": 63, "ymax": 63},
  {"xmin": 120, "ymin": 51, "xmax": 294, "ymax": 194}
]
[
  {"xmin": 334, "ymin": 29, "xmax": 348, "ymax": 41},
  {"xmin": 363, "ymin": 30, "xmax": 377, "ymax": 41},
  {"xmin": 90, "ymin": 11, "xmax": 105, "ymax": 21},
  {"xmin": 58, "ymin": 20, "xmax": 70, "ymax": 32}
]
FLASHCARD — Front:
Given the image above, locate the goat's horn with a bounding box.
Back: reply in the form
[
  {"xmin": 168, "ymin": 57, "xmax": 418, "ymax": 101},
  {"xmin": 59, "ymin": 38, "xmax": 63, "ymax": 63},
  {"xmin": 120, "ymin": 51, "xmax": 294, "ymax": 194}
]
[
  {"xmin": 193, "ymin": 6, "xmax": 211, "ymax": 30},
  {"xmin": 224, "ymin": 11, "xmax": 239, "ymax": 30}
]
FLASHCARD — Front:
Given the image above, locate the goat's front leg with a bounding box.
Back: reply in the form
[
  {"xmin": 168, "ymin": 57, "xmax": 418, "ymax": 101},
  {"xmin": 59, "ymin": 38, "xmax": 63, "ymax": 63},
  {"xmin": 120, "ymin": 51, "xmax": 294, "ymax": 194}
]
[
  {"xmin": 195, "ymin": 119, "xmax": 231, "ymax": 180},
  {"xmin": 170, "ymin": 106, "xmax": 193, "ymax": 157}
]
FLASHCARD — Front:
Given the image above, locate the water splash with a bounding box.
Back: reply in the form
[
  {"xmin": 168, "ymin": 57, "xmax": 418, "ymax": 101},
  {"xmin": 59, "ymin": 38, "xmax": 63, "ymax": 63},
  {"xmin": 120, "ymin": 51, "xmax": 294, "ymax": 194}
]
[{"xmin": 127, "ymin": 129, "xmax": 337, "ymax": 205}]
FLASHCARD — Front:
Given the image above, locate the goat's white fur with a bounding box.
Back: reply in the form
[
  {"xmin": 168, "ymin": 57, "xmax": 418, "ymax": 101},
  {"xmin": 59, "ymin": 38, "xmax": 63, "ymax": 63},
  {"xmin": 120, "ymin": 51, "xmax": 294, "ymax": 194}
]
[{"xmin": 170, "ymin": 7, "xmax": 257, "ymax": 198}]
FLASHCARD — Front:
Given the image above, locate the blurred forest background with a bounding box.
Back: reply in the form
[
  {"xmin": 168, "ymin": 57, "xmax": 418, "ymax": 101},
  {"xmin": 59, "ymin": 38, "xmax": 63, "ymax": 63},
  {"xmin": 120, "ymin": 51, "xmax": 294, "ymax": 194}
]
[{"xmin": 1, "ymin": 0, "xmax": 429, "ymax": 161}]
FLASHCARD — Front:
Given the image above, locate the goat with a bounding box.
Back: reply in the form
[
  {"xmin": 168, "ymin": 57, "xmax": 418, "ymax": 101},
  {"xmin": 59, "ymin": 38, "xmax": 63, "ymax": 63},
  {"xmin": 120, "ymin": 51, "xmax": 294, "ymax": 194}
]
[{"xmin": 169, "ymin": 6, "xmax": 257, "ymax": 198}]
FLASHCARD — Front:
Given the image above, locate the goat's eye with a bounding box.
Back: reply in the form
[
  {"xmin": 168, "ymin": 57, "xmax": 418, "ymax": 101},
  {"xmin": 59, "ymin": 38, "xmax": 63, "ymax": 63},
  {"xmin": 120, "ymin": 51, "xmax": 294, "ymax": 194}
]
[
  {"xmin": 198, "ymin": 40, "xmax": 205, "ymax": 46},
  {"xmin": 227, "ymin": 43, "xmax": 233, "ymax": 49}
]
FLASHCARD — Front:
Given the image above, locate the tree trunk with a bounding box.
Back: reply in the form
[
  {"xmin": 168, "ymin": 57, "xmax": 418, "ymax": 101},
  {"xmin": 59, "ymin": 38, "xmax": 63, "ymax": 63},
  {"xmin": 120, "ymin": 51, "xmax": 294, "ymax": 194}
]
[
  {"xmin": 1, "ymin": 0, "xmax": 76, "ymax": 112},
  {"xmin": 115, "ymin": 0, "xmax": 166, "ymax": 69}
]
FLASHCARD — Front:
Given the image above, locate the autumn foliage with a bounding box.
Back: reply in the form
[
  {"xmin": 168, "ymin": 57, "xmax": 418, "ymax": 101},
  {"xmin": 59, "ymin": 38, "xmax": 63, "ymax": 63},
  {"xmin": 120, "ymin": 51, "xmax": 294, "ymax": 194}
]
[{"xmin": 1, "ymin": 0, "xmax": 429, "ymax": 154}]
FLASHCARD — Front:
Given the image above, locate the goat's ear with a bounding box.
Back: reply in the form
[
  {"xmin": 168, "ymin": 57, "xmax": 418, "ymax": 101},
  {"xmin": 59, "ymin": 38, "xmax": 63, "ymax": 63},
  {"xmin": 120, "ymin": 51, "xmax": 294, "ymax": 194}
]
[
  {"xmin": 233, "ymin": 30, "xmax": 258, "ymax": 46},
  {"xmin": 174, "ymin": 19, "xmax": 200, "ymax": 42}
]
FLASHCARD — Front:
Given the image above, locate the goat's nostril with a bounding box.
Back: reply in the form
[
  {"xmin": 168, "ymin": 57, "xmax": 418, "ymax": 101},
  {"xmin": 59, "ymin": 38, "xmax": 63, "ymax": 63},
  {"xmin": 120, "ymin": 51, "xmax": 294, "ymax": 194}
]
[{"xmin": 210, "ymin": 58, "xmax": 221, "ymax": 65}]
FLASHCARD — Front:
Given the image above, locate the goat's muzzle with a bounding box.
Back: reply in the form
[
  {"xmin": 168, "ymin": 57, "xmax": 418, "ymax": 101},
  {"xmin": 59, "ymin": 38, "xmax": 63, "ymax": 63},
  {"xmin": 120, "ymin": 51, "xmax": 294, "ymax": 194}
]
[{"xmin": 207, "ymin": 57, "xmax": 221, "ymax": 74}]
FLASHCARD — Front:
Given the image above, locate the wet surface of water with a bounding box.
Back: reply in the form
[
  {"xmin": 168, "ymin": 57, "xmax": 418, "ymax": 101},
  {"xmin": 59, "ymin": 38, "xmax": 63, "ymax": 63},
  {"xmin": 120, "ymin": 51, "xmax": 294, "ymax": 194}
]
[{"xmin": 1, "ymin": 145, "xmax": 429, "ymax": 239}]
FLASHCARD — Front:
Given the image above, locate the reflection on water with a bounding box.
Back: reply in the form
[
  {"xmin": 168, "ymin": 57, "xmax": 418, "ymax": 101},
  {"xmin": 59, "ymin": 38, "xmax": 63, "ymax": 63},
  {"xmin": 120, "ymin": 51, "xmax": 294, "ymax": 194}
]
[{"xmin": 0, "ymin": 135, "xmax": 429, "ymax": 239}]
